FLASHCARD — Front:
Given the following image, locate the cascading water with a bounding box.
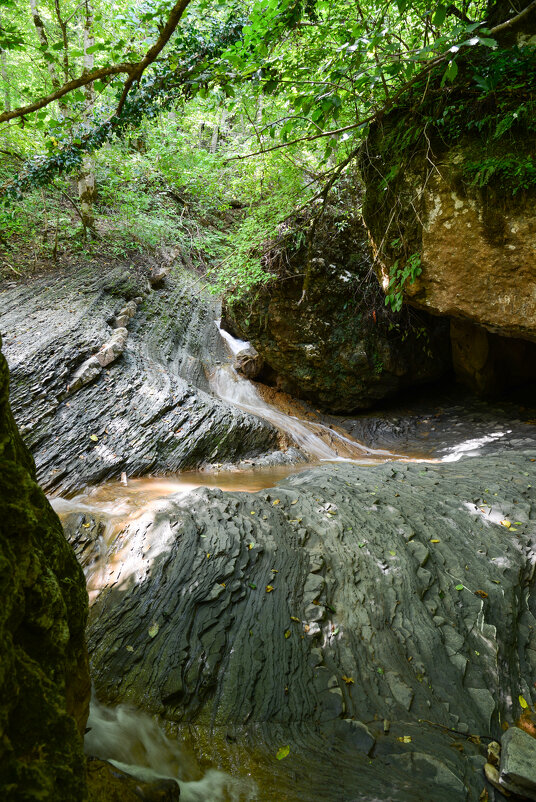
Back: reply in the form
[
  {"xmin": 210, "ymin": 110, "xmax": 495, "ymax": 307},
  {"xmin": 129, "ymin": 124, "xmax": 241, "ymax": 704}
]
[
  {"xmin": 213, "ymin": 322, "xmax": 394, "ymax": 462},
  {"xmin": 85, "ymin": 695, "xmax": 256, "ymax": 801}
]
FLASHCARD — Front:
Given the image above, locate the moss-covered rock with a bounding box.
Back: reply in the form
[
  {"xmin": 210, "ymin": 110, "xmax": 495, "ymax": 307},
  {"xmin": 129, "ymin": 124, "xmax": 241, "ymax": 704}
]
[
  {"xmin": 223, "ymin": 196, "xmax": 450, "ymax": 413},
  {"xmin": 0, "ymin": 337, "xmax": 90, "ymax": 801}
]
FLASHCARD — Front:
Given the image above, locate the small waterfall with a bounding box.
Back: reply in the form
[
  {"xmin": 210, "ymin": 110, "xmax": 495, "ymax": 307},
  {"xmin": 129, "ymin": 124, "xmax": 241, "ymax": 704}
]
[
  {"xmin": 85, "ymin": 696, "xmax": 256, "ymax": 801},
  {"xmin": 213, "ymin": 323, "xmax": 393, "ymax": 462}
]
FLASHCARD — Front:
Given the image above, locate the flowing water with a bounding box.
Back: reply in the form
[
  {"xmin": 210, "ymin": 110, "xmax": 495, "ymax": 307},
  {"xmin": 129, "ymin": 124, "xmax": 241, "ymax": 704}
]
[{"xmin": 55, "ymin": 323, "xmax": 514, "ymax": 800}]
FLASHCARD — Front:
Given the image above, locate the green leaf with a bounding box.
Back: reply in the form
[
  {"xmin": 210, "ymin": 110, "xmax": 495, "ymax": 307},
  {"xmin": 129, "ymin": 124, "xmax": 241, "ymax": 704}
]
[
  {"xmin": 455, "ymin": 584, "xmax": 464, "ymax": 591},
  {"xmin": 276, "ymin": 745, "xmax": 290, "ymax": 760},
  {"xmin": 432, "ymin": 5, "xmax": 447, "ymax": 27}
]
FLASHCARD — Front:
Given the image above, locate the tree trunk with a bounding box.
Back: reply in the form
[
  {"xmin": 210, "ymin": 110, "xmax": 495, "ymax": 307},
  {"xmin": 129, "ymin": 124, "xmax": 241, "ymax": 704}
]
[{"xmin": 77, "ymin": 0, "xmax": 96, "ymax": 237}]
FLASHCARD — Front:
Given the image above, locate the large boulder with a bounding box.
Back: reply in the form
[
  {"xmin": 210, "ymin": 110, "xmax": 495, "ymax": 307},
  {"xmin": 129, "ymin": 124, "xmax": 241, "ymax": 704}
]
[
  {"xmin": 85, "ymin": 453, "xmax": 536, "ymax": 800},
  {"xmin": 360, "ymin": 41, "xmax": 536, "ymax": 394},
  {"xmin": 0, "ymin": 337, "xmax": 90, "ymax": 801},
  {"xmin": 223, "ymin": 197, "xmax": 451, "ymax": 413}
]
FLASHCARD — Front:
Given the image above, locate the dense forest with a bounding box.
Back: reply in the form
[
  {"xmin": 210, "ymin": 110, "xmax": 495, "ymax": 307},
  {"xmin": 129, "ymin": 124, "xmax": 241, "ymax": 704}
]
[{"xmin": 1, "ymin": 1, "xmax": 536, "ymax": 801}]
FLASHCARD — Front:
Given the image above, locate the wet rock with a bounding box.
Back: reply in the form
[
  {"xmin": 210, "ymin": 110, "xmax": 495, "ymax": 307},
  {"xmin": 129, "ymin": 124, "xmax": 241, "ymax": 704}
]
[
  {"xmin": 87, "ymin": 454, "xmax": 536, "ymax": 801},
  {"xmin": 87, "ymin": 758, "xmax": 180, "ymax": 801},
  {"xmin": 1, "ymin": 262, "xmax": 279, "ymax": 494},
  {"xmin": 0, "ymin": 337, "xmax": 90, "ymax": 800},
  {"xmin": 234, "ymin": 345, "xmax": 263, "ymax": 379},
  {"xmin": 499, "ymin": 727, "xmax": 536, "ymax": 800}
]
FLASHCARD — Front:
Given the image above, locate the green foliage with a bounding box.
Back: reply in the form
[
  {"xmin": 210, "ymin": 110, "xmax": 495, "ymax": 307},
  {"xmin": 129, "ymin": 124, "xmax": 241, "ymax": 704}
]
[{"xmin": 385, "ymin": 252, "xmax": 422, "ymax": 313}]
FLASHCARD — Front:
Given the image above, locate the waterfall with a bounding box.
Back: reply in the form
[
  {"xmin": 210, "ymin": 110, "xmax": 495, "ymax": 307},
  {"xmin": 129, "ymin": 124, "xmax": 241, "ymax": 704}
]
[{"xmin": 212, "ymin": 323, "xmax": 394, "ymax": 462}]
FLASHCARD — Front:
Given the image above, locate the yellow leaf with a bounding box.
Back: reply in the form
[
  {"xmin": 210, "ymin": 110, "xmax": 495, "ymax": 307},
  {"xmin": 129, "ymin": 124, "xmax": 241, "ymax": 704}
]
[
  {"xmin": 266, "ymin": 585, "xmax": 274, "ymax": 593},
  {"xmin": 276, "ymin": 745, "xmax": 290, "ymax": 760},
  {"xmin": 148, "ymin": 622, "xmax": 159, "ymax": 638},
  {"xmin": 206, "ymin": 553, "xmax": 211, "ymax": 559},
  {"xmin": 290, "ymin": 616, "xmax": 300, "ymax": 622},
  {"xmin": 125, "ymin": 645, "xmax": 134, "ymax": 652},
  {"xmin": 284, "ymin": 629, "xmax": 291, "ymax": 639},
  {"xmin": 519, "ymin": 695, "xmax": 529, "ymax": 709},
  {"xmin": 90, "ymin": 434, "xmax": 98, "ymax": 442},
  {"xmin": 291, "ymin": 500, "xmax": 298, "ymax": 505},
  {"xmin": 342, "ymin": 675, "xmax": 355, "ymax": 684},
  {"xmin": 82, "ymin": 523, "xmax": 91, "ymax": 528},
  {"xmin": 272, "ymin": 499, "xmax": 280, "ymax": 505},
  {"xmin": 397, "ymin": 735, "xmax": 412, "ymax": 743},
  {"xmin": 500, "ymin": 520, "xmax": 512, "ymax": 528},
  {"xmin": 430, "ymin": 539, "xmax": 440, "ymax": 543},
  {"xmin": 250, "ymin": 511, "xmax": 256, "ymax": 515}
]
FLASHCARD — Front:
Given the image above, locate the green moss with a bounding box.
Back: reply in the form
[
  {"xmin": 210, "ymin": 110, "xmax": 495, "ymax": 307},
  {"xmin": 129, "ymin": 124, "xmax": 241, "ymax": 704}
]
[{"xmin": 0, "ymin": 341, "xmax": 90, "ymax": 801}]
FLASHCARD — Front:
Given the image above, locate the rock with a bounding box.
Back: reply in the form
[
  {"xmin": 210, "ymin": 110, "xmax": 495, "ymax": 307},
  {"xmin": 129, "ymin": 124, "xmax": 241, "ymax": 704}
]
[
  {"xmin": 487, "ymin": 740, "xmax": 501, "ymax": 768},
  {"xmin": 86, "ymin": 454, "xmax": 536, "ymax": 801},
  {"xmin": 223, "ymin": 192, "xmax": 451, "ymax": 413},
  {"xmin": 1, "ymin": 262, "xmax": 280, "ymax": 495},
  {"xmin": 234, "ymin": 345, "xmax": 263, "ymax": 379},
  {"xmin": 499, "ymin": 726, "xmax": 536, "ymax": 799},
  {"xmin": 0, "ymin": 337, "xmax": 90, "ymax": 800},
  {"xmin": 149, "ymin": 267, "xmax": 168, "ymax": 288},
  {"xmin": 113, "ymin": 314, "xmax": 130, "ymax": 329},
  {"xmin": 69, "ymin": 355, "xmax": 103, "ymax": 392},
  {"xmin": 360, "ymin": 44, "xmax": 536, "ymax": 394},
  {"xmin": 86, "ymin": 758, "xmax": 180, "ymax": 802},
  {"xmin": 95, "ymin": 327, "xmax": 128, "ymax": 367}
]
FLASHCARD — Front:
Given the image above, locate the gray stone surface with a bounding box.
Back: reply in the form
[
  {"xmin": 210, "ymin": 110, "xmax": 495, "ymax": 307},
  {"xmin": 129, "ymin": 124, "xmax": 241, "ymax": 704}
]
[
  {"xmin": 0, "ymin": 263, "xmax": 280, "ymax": 494},
  {"xmin": 84, "ymin": 454, "xmax": 536, "ymax": 801},
  {"xmin": 500, "ymin": 726, "xmax": 536, "ymax": 799}
]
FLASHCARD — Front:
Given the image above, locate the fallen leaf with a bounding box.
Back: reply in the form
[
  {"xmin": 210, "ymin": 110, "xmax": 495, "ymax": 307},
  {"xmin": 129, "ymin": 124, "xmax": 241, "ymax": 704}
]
[
  {"xmin": 266, "ymin": 585, "xmax": 274, "ymax": 593},
  {"xmin": 284, "ymin": 629, "xmax": 291, "ymax": 639},
  {"xmin": 389, "ymin": 550, "xmax": 396, "ymax": 556},
  {"xmin": 500, "ymin": 520, "xmax": 512, "ymax": 528},
  {"xmin": 455, "ymin": 584, "xmax": 464, "ymax": 591},
  {"xmin": 430, "ymin": 539, "xmax": 440, "ymax": 543},
  {"xmin": 206, "ymin": 553, "xmax": 211, "ymax": 559},
  {"xmin": 125, "ymin": 645, "xmax": 134, "ymax": 652},
  {"xmin": 397, "ymin": 735, "xmax": 412, "ymax": 743},
  {"xmin": 519, "ymin": 695, "xmax": 529, "ymax": 709},
  {"xmin": 248, "ymin": 543, "xmax": 254, "ymax": 549},
  {"xmin": 291, "ymin": 500, "xmax": 298, "ymax": 505},
  {"xmin": 82, "ymin": 523, "xmax": 91, "ymax": 528},
  {"xmin": 342, "ymin": 675, "xmax": 354, "ymax": 684},
  {"xmin": 304, "ymin": 625, "xmax": 310, "ymax": 633},
  {"xmin": 475, "ymin": 590, "xmax": 488, "ymax": 598},
  {"xmin": 290, "ymin": 616, "xmax": 300, "ymax": 623},
  {"xmin": 148, "ymin": 622, "xmax": 159, "ymax": 638},
  {"xmin": 250, "ymin": 511, "xmax": 256, "ymax": 515},
  {"xmin": 272, "ymin": 499, "xmax": 280, "ymax": 505},
  {"xmin": 276, "ymin": 745, "xmax": 290, "ymax": 760},
  {"xmin": 89, "ymin": 434, "xmax": 98, "ymax": 442},
  {"xmin": 248, "ymin": 583, "xmax": 256, "ymax": 589}
]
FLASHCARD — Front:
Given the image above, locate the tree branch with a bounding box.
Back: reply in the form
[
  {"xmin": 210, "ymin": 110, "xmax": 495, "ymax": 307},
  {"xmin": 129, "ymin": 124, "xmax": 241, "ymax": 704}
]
[{"xmin": 0, "ymin": 0, "xmax": 193, "ymax": 124}]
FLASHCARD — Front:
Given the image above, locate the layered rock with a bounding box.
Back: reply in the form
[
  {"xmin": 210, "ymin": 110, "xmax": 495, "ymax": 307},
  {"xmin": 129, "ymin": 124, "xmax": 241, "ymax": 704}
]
[
  {"xmin": 360, "ymin": 40, "xmax": 536, "ymax": 394},
  {"xmin": 0, "ymin": 338, "xmax": 90, "ymax": 801},
  {"xmin": 1, "ymin": 260, "xmax": 281, "ymax": 495},
  {"xmin": 85, "ymin": 452, "xmax": 536, "ymax": 801},
  {"xmin": 224, "ymin": 200, "xmax": 451, "ymax": 413}
]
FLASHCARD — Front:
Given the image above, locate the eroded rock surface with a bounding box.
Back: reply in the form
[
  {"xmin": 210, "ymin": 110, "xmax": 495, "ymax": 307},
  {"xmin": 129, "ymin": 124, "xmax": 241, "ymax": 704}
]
[
  {"xmin": 0, "ymin": 338, "xmax": 90, "ymax": 801},
  {"xmin": 223, "ymin": 199, "xmax": 451, "ymax": 413},
  {"xmin": 0, "ymin": 261, "xmax": 280, "ymax": 495},
  {"xmin": 86, "ymin": 453, "xmax": 536, "ymax": 801}
]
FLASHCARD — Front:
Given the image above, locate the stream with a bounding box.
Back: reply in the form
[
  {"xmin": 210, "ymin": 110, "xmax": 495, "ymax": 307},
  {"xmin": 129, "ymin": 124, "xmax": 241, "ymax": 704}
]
[{"xmin": 42, "ymin": 322, "xmax": 536, "ymax": 801}]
